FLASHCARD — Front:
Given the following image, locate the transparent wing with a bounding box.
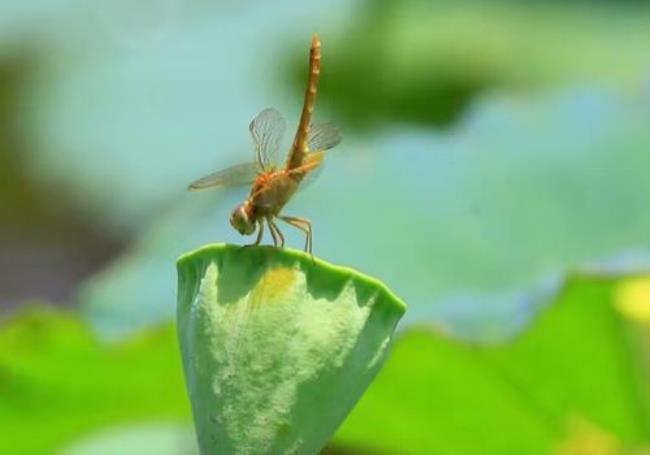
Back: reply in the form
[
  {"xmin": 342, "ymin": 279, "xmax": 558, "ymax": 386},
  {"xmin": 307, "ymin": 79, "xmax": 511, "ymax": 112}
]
[
  {"xmin": 250, "ymin": 108, "xmax": 287, "ymax": 170},
  {"xmin": 291, "ymin": 123, "xmax": 340, "ymax": 187},
  {"xmin": 288, "ymin": 151, "xmax": 325, "ymax": 185},
  {"xmin": 187, "ymin": 162, "xmax": 259, "ymax": 191},
  {"xmin": 308, "ymin": 122, "xmax": 341, "ymax": 152}
]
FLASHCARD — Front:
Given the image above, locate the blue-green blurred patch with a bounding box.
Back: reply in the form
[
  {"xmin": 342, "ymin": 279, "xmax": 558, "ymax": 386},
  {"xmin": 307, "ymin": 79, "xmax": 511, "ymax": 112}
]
[{"xmin": 61, "ymin": 423, "xmax": 197, "ymax": 455}]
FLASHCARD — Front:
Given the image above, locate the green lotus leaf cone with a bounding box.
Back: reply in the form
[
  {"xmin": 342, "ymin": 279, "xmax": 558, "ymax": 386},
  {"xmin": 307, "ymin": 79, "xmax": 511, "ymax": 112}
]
[{"xmin": 176, "ymin": 243, "xmax": 406, "ymax": 454}]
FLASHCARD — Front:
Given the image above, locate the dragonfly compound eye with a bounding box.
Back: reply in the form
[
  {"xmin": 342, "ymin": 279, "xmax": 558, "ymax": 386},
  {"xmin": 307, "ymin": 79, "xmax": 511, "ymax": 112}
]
[{"xmin": 230, "ymin": 205, "xmax": 256, "ymax": 235}]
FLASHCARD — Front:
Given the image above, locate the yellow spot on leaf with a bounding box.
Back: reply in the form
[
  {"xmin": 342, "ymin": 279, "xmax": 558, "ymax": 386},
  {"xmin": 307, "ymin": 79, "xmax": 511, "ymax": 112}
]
[
  {"xmin": 250, "ymin": 267, "xmax": 297, "ymax": 306},
  {"xmin": 614, "ymin": 277, "xmax": 650, "ymax": 323},
  {"xmin": 554, "ymin": 416, "xmax": 620, "ymax": 455}
]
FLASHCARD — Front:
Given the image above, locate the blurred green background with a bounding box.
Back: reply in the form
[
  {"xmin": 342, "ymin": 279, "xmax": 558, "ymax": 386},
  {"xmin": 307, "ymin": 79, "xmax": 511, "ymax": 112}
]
[{"xmin": 2, "ymin": 0, "xmax": 650, "ymax": 453}]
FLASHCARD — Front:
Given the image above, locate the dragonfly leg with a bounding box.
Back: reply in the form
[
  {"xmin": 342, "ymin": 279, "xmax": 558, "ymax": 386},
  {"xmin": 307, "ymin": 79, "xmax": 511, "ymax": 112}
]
[
  {"xmin": 279, "ymin": 215, "xmax": 312, "ymax": 254},
  {"xmin": 244, "ymin": 220, "xmax": 264, "ymax": 247},
  {"xmin": 274, "ymin": 221, "xmax": 286, "ymax": 248},
  {"xmin": 266, "ymin": 217, "xmax": 284, "ymax": 247},
  {"xmin": 267, "ymin": 218, "xmax": 279, "ymax": 247},
  {"xmin": 253, "ymin": 220, "xmax": 264, "ymax": 246}
]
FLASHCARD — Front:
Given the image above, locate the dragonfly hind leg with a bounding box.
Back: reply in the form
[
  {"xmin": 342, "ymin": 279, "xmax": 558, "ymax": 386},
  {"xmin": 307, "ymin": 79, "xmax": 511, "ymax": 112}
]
[{"xmin": 279, "ymin": 215, "xmax": 312, "ymax": 254}]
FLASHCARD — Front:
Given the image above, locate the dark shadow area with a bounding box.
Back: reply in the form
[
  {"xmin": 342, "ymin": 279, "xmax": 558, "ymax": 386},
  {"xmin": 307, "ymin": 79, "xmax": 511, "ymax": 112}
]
[
  {"xmin": 0, "ymin": 49, "xmax": 127, "ymax": 310},
  {"xmin": 207, "ymin": 245, "xmax": 381, "ymax": 309}
]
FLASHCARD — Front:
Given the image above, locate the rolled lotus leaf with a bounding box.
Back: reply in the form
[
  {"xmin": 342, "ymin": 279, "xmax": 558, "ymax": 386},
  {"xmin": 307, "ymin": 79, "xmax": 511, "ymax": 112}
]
[{"xmin": 177, "ymin": 244, "xmax": 406, "ymax": 454}]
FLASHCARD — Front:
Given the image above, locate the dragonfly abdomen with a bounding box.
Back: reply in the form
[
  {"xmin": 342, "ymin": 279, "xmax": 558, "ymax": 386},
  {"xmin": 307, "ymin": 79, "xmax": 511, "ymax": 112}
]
[{"xmin": 287, "ymin": 34, "xmax": 321, "ymax": 171}]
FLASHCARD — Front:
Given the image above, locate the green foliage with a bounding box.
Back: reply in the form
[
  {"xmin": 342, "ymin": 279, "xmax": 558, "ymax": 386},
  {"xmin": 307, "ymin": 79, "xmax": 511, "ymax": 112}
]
[
  {"xmin": 0, "ymin": 307, "xmax": 190, "ymax": 454},
  {"xmin": 3, "ymin": 274, "xmax": 649, "ymax": 454},
  {"xmin": 311, "ymin": 1, "xmax": 650, "ymax": 126},
  {"xmin": 333, "ymin": 275, "xmax": 650, "ymax": 453},
  {"xmin": 176, "ymin": 244, "xmax": 406, "ymax": 454}
]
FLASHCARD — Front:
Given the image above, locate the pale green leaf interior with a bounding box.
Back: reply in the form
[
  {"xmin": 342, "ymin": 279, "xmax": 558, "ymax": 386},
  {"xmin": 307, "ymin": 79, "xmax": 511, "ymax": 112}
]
[{"xmin": 176, "ymin": 244, "xmax": 406, "ymax": 454}]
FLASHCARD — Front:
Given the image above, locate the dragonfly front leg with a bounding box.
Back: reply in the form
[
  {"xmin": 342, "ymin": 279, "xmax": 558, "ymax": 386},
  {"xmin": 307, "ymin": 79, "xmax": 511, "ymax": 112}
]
[
  {"xmin": 267, "ymin": 217, "xmax": 285, "ymax": 247},
  {"xmin": 244, "ymin": 220, "xmax": 265, "ymax": 247},
  {"xmin": 279, "ymin": 215, "xmax": 312, "ymax": 254}
]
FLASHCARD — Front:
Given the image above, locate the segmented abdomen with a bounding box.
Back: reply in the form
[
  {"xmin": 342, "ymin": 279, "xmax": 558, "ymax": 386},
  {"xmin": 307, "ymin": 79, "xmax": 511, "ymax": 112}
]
[{"xmin": 287, "ymin": 34, "xmax": 321, "ymax": 171}]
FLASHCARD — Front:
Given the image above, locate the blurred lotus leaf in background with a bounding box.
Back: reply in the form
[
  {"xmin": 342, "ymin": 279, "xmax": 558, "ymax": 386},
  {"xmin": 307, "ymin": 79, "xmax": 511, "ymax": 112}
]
[
  {"xmin": 310, "ymin": 0, "xmax": 650, "ymax": 127},
  {"xmin": 0, "ymin": 307, "xmax": 189, "ymax": 454},
  {"xmin": 335, "ymin": 274, "xmax": 650, "ymax": 453}
]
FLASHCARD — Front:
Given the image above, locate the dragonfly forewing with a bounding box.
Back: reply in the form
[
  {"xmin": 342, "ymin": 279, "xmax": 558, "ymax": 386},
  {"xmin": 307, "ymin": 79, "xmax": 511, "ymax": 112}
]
[
  {"xmin": 250, "ymin": 108, "xmax": 287, "ymax": 170},
  {"xmin": 187, "ymin": 161, "xmax": 260, "ymax": 191}
]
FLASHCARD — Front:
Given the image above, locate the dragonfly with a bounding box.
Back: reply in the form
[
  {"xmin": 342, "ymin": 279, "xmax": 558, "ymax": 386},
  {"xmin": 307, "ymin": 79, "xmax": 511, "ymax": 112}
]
[{"xmin": 187, "ymin": 34, "xmax": 340, "ymax": 253}]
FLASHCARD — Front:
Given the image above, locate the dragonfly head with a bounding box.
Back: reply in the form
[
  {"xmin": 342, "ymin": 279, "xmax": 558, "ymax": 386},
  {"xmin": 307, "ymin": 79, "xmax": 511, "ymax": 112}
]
[{"xmin": 230, "ymin": 203, "xmax": 256, "ymax": 235}]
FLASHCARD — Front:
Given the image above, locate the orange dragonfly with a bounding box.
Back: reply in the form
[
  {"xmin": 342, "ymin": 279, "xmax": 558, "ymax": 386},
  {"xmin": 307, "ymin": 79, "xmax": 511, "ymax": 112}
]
[{"xmin": 187, "ymin": 34, "xmax": 340, "ymax": 253}]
